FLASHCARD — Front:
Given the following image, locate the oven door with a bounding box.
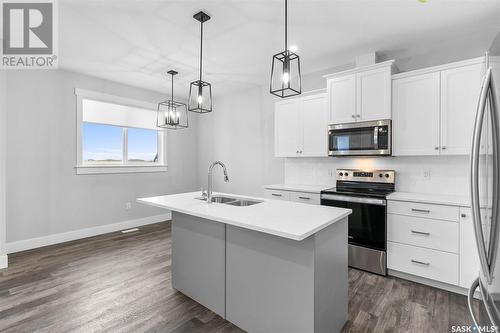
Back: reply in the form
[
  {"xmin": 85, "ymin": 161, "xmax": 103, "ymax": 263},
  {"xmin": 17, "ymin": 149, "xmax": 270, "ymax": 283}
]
[
  {"xmin": 321, "ymin": 194, "xmax": 386, "ymax": 250},
  {"xmin": 321, "ymin": 193, "xmax": 387, "ymax": 275},
  {"xmin": 328, "ymin": 120, "xmax": 391, "ymax": 156}
]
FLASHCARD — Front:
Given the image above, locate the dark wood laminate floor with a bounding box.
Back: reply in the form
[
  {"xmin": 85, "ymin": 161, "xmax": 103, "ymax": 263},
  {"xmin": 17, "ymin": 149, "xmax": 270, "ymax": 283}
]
[{"xmin": 0, "ymin": 222, "xmax": 487, "ymax": 333}]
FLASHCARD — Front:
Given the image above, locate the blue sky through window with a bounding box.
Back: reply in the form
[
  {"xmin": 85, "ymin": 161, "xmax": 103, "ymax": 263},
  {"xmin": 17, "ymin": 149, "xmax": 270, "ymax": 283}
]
[
  {"xmin": 83, "ymin": 123, "xmax": 123, "ymax": 162},
  {"xmin": 82, "ymin": 123, "xmax": 158, "ymax": 163},
  {"xmin": 128, "ymin": 127, "xmax": 158, "ymax": 162}
]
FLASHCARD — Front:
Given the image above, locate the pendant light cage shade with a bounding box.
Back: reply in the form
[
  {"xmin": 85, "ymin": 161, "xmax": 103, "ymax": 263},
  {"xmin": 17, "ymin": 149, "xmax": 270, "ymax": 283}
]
[
  {"xmin": 157, "ymin": 100, "xmax": 189, "ymax": 129},
  {"xmin": 157, "ymin": 70, "xmax": 189, "ymax": 130},
  {"xmin": 189, "ymin": 11, "xmax": 213, "ymax": 113},
  {"xmin": 270, "ymin": 50, "xmax": 302, "ymax": 98},
  {"xmin": 188, "ymin": 80, "xmax": 212, "ymax": 113}
]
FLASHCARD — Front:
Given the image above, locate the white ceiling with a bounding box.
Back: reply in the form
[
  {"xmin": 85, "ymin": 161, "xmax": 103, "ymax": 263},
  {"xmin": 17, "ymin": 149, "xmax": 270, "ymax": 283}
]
[{"xmin": 59, "ymin": 0, "xmax": 500, "ymax": 97}]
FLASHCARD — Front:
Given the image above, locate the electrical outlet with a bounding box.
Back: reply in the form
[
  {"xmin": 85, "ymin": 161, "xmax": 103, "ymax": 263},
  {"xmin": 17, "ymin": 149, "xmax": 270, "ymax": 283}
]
[
  {"xmin": 125, "ymin": 202, "xmax": 132, "ymax": 210},
  {"xmin": 423, "ymin": 170, "xmax": 431, "ymax": 180}
]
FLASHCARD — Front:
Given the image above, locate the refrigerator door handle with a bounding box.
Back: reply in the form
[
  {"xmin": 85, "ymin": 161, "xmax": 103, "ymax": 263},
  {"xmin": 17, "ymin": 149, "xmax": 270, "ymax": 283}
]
[
  {"xmin": 468, "ymin": 277, "xmax": 481, "ymax": 330},
  {"xmin": 487, "ymin": 71, "xmax": 500, "ymax": 276},
  {"xmin": 471, "ymin": 68, "xmax": 493, "ymax": 283}
]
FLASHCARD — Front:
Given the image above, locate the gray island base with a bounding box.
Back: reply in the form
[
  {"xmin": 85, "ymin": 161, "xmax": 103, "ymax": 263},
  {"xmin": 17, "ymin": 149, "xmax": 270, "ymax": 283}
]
[{"xmin": 171, "ymin": 212, "xmax": 348, "ymax": 333}]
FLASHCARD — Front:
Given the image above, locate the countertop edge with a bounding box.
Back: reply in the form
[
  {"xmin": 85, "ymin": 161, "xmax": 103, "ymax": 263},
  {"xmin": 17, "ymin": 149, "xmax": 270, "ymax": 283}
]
[
  {"xmin": 136, "ymin": 198, "xmax": 350, "ymax": 241},
  {"xmin": 263, "ymin": 184, "xmax": 330, "ymax": 194}
]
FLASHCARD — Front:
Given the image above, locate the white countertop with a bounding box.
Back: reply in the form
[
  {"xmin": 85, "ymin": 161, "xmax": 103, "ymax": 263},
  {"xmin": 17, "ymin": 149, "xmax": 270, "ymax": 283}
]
[
  {"xmin": 137, "ymin": 192, "xmax": 351, "ymax": 241},
  {"xmin": 387, "ymin": 191, "xmax": 471, "ymax": 207},
  {"xmin": 264, "ymin": 184, "xmax": 330, "ymax": 194}
]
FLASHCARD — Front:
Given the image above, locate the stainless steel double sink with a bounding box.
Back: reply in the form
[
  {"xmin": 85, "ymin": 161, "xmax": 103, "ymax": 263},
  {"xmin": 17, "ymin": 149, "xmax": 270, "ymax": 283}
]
[{"xmin": 197, "ymin": 195, "xmax": 263, "ymax": 206}]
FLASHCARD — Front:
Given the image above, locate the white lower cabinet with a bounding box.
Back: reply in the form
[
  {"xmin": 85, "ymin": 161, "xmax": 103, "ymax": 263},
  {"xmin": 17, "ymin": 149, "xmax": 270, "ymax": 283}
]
[
  {"xmin": 388, "ymin": 242, "xmax": 459, "ymax": 285},
  {"xmin": 289, "ymin": 192, "xmax": 320, "ymax": 205},
  {"xmin": 387, "ymin": 214, "xmax": 459, "ymax": 253},
  {"xmin": 387, "ymin": 199, "xmax": 484, "ymax": 289},
  {"xmin": 459, "ymin": 207, "xmax": 491, "ymax": 289},
  {"xmin": 264, "ymin": 188, "xmax": 320, "ymax": 205},
  {"xmin": 263, "ymin": 189, "xmax": 291, "ymax": 201}
]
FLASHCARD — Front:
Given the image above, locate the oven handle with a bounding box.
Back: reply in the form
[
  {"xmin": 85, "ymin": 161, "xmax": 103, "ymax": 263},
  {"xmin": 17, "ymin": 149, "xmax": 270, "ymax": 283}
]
[{"xmin": 321, "ymin": 194, "xmax": 386, "ymax": 206}]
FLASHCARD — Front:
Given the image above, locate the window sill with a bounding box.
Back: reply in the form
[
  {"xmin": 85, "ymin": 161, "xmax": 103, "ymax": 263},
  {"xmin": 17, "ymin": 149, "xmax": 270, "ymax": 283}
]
[{"xmin": 76, "ymin": 165, "xmax": 168, "ymax": 175}]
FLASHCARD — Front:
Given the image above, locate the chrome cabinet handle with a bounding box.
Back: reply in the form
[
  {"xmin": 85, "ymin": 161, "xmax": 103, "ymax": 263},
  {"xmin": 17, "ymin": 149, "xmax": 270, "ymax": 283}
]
[
  {"xmin": 461, "ymin": 213, "xmax": 467, "ymax": 218},
  {"xmin": 411, "ymin": 230, "xmax": 430, "ymax": 236},
  {"xmin": 434, "ymin": 146, "xmax": 439, "ymax": 150},
  {"xmin": 442, "ymin": 146, "xmax": 447, "ymax": 150},
  {"xmin": 271, "ymin": 193, "xmax": 282, "ymax": 197},
  {"xmin": 468, "ymin": 278, "xmax": 481, "ymax": 330},
  {"xmin": 298, "ymin": 196, "xmax": 310, "ymax": 200},
  {"xmin": 411, "ymin": 208, "xmax": 430, "ymax": 213},
  {"xmin": 411, "ymin": 259, "xmax": 430, "ymax": 266},
  {"xmin": 351, "ymin": 115, "xmax": 355, "ymax": 119}
]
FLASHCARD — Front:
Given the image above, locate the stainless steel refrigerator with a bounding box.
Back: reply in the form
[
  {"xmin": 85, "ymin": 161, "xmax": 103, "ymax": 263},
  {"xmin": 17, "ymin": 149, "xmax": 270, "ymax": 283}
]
[{"xmin": 468, "ymin": 55, "xmax": 500, "ymax": 331}]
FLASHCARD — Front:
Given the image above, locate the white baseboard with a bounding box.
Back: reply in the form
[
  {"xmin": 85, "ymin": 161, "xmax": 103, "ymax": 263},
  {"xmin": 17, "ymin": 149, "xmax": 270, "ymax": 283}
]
[
  {"xmin": 6, "ymin": 212, "xmax": 171, "ymax": 254},
  {"xmin": 0, "ymin": 254, "xmax": 7, "ymax": 269}
]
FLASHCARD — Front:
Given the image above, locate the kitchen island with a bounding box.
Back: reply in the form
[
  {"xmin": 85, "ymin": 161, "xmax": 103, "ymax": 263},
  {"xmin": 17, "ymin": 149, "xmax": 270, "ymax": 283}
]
[{"xmin": 138, "ymin": 192, "xmax": 351, "ymax": 333}]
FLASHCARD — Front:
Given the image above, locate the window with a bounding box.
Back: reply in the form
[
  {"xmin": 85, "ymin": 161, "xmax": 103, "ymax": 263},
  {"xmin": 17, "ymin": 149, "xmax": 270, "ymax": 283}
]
[
  {"xmin": 83, "ymin": 123, "xmax": 123, "ymax": 164},
  {"xmin": 75, "ymin": 89, "xmax": 167, "ymax": 174},
  {"xmin": 127, "ymin": 127, "xmax": 158, "ymax": 163}
]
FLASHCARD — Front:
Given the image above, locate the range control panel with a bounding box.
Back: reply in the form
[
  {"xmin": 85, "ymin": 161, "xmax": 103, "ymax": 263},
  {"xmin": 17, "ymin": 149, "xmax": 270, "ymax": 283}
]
[{"xmin": 336, "ymin": 169, "xmax": 395, "ymax": 184}]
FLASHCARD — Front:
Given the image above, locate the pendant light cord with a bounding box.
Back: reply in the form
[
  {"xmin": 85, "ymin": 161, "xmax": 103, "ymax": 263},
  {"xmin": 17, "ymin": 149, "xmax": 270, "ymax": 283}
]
[
  {"xmin": 284, "ymin": 0, "xmax": 287, "ymax": 51},
  {"xmin": 170, "ymin": 73, "xmax": 174, "ymax": 103},
  {"xmin": 199, "ymin": 21, "xmax": 203, "ymax": 81}
]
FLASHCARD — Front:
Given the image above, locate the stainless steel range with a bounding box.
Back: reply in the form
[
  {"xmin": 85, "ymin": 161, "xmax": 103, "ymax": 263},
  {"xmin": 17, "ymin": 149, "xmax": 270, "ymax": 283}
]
[{"xmin": 320, "ymin": 169, "xmax": 395, "ymax": 276}]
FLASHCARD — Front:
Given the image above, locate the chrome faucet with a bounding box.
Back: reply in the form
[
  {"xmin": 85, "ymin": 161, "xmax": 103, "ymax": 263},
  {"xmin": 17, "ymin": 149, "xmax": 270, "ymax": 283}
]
[{"xmin": 207, "ymin": 161, "xmax": 229, "ymax": 203}]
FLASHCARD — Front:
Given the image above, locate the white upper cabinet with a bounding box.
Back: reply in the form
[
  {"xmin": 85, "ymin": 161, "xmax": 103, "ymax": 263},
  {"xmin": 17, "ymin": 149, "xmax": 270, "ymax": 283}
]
[
  {"xmin": 325, "ymin": 60, "xmax": 394, "ymax": 124},
  {"xmin": 275, "ymin": 100, "xmax": 301, "ymax": 157},
  {"xmin": 440, "ymin": 64, "xmax": 483, "ymax": 155},
  {"xmin": 274, "ymin": 93, "xmax": 328, "ymax": 157},
  {"xmin": 392, "ymin": 58, "xmax": 491, "ymax": 156},
  {"xmin": 356, "ymin": 66, "xmax": 392, "ymax": 121},
  {"xmin": 392, "ymin": 72, "xmax": 441, "ymax": 156},
  {"xmin": 301, "ymin": 94, "xmax": 328, "ymax": 157},
  {"xmin": 327, "ymin": 74, "xmax": 356, "ymax": 124}
]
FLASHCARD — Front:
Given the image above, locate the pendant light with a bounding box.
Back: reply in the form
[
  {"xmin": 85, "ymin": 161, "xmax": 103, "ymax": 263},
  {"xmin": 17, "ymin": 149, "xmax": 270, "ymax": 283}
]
[
  {"xmin": 270, "ymin": 0, "xmax": 302, "ymax": 98},
  {"xmin": 157, "ymin": 70, "xmax": 189, "ymax": 129},
  {"xmin": 188, "ymin": 11, "xmax": 213, "ymax": 113}
]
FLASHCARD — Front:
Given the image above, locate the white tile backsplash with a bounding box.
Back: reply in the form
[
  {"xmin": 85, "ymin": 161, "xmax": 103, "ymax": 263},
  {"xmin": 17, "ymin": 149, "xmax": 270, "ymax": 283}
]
[{"xmin": 284, "ymin": 155, "xmax": 470, "ymax": 196}]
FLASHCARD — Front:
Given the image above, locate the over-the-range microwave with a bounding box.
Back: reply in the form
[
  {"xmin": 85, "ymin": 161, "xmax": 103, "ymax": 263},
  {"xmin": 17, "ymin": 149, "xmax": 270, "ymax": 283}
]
[{"xmin": 328, "ymin": 119, "xmax": 391, "ymax": 156}]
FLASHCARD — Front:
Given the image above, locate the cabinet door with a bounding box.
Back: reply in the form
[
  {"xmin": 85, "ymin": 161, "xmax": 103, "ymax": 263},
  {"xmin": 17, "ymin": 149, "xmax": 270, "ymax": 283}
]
[
  {"xmin": 440, "ymin": 64, "xmax": 483, "ymax": 155},
  {"xmin": 356, "ymin": 67, "xmax": 392, "ymax": 121},
  {"xmin": 459, "ymin": 207, "xmax": 491, "ymax": 288},
  {"xmin": 328, "ymin": 74, "xmax": 356, "ymax": 124},
  {"xmin": 275, "ymin": 99, "xmax": 300, "ymax": 157},
  {"xmin": 300, "ymin": 94, "xmax": 328, "ymax": 156},
  {"xmin": 392, "ymin": 72, "xmax": 441, "ymax": 156}
]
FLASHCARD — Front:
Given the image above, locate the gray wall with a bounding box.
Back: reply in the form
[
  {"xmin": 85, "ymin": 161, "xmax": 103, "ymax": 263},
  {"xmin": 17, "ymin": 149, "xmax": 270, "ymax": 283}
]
[
  {"xmin": 5, "ymin": 70, "xmax": 199, "ymax": 243},
  {"xmin": 197, "ymin": 86, "xmax": 284, "ymax": 196}
]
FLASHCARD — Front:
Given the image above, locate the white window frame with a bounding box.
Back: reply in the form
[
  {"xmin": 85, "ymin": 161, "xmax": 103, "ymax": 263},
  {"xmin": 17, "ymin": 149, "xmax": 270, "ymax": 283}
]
[{"xmin": 75, "ymin": 88, "xmax": 167, "ymax": 175}]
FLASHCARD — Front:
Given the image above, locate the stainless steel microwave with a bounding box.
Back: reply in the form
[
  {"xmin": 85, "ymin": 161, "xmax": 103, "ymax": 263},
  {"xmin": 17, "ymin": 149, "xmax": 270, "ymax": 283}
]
[{"xmin": 328, "ymin": 120, "xmax": 391, "ymax": 156}]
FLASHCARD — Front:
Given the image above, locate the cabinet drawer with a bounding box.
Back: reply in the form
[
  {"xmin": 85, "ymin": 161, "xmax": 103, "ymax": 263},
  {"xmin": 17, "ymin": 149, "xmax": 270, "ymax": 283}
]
[
  {"xmin": 388, "ymin": 242, "xmax": 458, "ymax": 285},
  {"xmin": 264, "ymin": 189, "xmax": 290, "ymax": 201},
  {"xmin": 387, "ymin": 214, "xmax": 458, "ymax": 253},
  {"xmin": 387, "ymin": 200, "xmax": 459, "ymax": 222},
  {"xmin": 289, "ymin": 192, "xmax": 320, "ymax": 205}
]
